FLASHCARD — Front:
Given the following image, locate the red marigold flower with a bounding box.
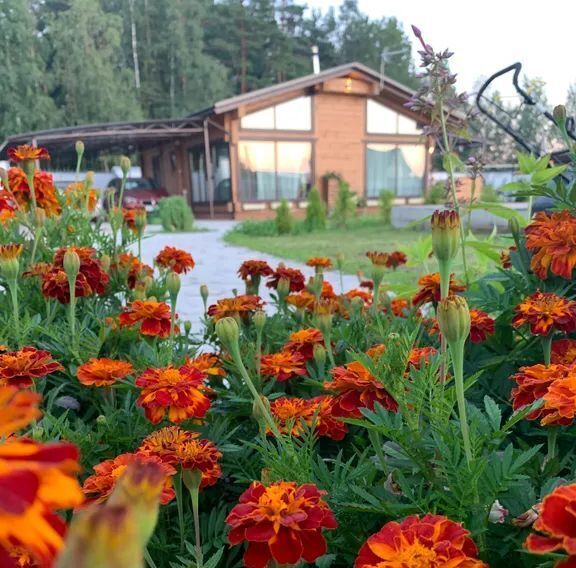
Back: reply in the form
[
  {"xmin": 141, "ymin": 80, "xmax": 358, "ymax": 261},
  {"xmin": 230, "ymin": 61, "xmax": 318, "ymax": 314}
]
[
  {"xmin": 82, "ymin": 452, "xmax": 175, "ymax": 505},
  {"xmin": 512, "ymin": 291, "xmax": 576, "ymax": 336},
  {"xmin": 114, "ymin": 252, "xmax": 153, "ymax": 289},
  {"xmin": 324, "ymin": 360, "xmax": 397, "ymax": 418},
  {"xmin": 41, "ymin": 268, "xmax": 92, "ymax": 303},
  {"xmin": 412, "ymin": 272, "xmax": 465, "ymax": 306},
  {"xmin": 500, "ymin": 246, "xmax": 517, "ymax": 269},
  {"xmin": 359, "ymin": 278, "xmax": 374, "ymax": 290},
  {"xmin": 53, "ymin": 246, "xmax": 109, "ymax": 295},
  {"xmin": 266, "ymin": 266, "xmax": 306, "ymax": 292},
  {"xmin": 155, "ymin": 246, "xmax": 195, "ymax": 274},
  {"xmin": 183, "ymin": 352, "xmax": 226, "ymax": 377},
  {"xmin": 306, "ymin": 256, "xmax": 332, "ymax": 269},
  {"xmin": 226, "ymin": 481, "xmax": 337, "ymax": 568},
  {"xmin": 354, "ymin": 514, "xmax": 486, "ymax": 567},
  {"xmin": 0, "ymin": 347, "xmax": 62, "ymax": 388},
  {"xmin": 386, "ymin": 250, "xmax": 407, "ymax": 269},
  {"xmin": 135, "ymin": 365, "xmax": 211, "ymax": 424},
  {"xmin": 407, "ymin": 346, "xmax": 438, "ymax": 371},
  {"xmin": 8, "ymin": 145, "xmax": 50, "ymax": 163},
  {"xmin": 470, "ymin": 309, "xmax": 495, "ymax": 343},
  {"xmin": 76, "ymin": 358, "xmax": 134, "ymax": 387},
  {"xmin": 525, "ymin": 210, "xmax": 576, "ymax": 280},
  {"xmin": 345, "ymin": 288, "xmax": 372, "ymax": 306},
  {"xmin": 0, "ymin": 190, "xmax": 17, "ymax": 213},
  {"xmin": 207, "ymin": 295, "xmax": 264, "ymax": 321},
  {"xmin": 260, "ymin": 351, "xmax": 307, "ymax": 382},
  {"xmin": 542, "ymin": 374, "xmax": 576, "ymax": 426},
  {"xmin": 122, "ymin": 206, "xmax": 146, "ymax": 233},
  {"xmin": 119, "ymin": 300, "xmax": 177, "ymax": 338},
  {"xmin": 320, "ymin": 280, "xmax": 336, "ymax": 298},
  {"xmin": 139, "ymin": 426, "xmax": 198, "ymax": 464},
  {"xmin": 238, "ymin": 260, "xmax": 273, "ymax": 281},
  {"xmin": 309, "ymin": 395, "xmax": 348, "ymax": 441},
  {"xmin": 8, "ymin": 168, "xmax": 61, "ymax": 216},
  {"xmin": 172, "ymin": 438, "xmax": 222, "ymax": 488},
  {"xmin": 283, "ymin": 328, "xmax": 324, "ymax": 361},
  {"xmin": 525, "ymin": 483, "xmax": 576, "ymax": 561},
  {"xmin": 552, "ymin": 339, "xmax": 576, "ymax": 365},
  {"xmin": 510, "ymin": 363, "xmax": 572, "ymax": 424},
  {"xmin": 0, "ymin": 386, "xmax": 42, "ymax": 437}
]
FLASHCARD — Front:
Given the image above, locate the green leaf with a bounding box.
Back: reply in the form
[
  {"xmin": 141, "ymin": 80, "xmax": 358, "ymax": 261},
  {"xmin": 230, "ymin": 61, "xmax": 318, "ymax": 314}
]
[
  {"xmin": 500, "ymin": 181, "xmax": 530, "ymax": 193},
  {"xmin": 465, "ymin": 240, "xmax": 501, "ymax": 262},
  {"xmin": 442, "ymin": 152, "xmax": 465, "ymax": 173},
  {"xmin": 203, "ymin": 548, "xmax": 224, "ymax": 568},
  {"xmin": 532, "ymin": 165, "xmax": 567, "ymax": 185},
  {"xmin": 484, "ymin": 396, "xmax": 502, "ymax": 431},
  {"xmin": 469, "ymin": 202, "xmax": 529, "ymax": 226},
  {"xmin": 516, "ymin": 152, "xmax": 537, "ymax": 174}
]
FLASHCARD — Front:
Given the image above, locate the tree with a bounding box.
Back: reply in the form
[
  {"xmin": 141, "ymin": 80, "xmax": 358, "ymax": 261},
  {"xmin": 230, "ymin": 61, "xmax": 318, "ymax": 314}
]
[{"xmin": 565, "ymin": 82, "xmax": 576, "ymax": 121}]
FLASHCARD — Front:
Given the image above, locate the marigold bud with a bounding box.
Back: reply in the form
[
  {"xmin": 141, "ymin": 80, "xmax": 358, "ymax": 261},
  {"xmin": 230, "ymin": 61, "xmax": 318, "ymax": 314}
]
[
  {"xmin": 96, "ymin": 415, "xmax": 108, "ymax": 425},
  {"xmin": 100, "ymin": 254, "xmax": 111, "ymax": 273},
  {"xmin": 35, "ymin": 207, "xmax": 46, "ymax": 228},
  {"xmin": 253, "ymin": 310, "xmax": 266, "ymax": 333},
  {"xmin": 313, "ymin": 343, "xmax": 326, "ymax": 368},
  {"xmin": 316, "ymin": 313, "xmax": 333, "ymax": 337},
  {"xmin": 120, "ymin": 156, "xmax": 131, "ymax": 176},
  {"xmin": 75, "ymin": 140, "xmax": 85, "ymax": 157},
  {"xmin": 437, "ymin": 295, "xmax": 471, "ymax": 345},
  {"xmin": 216, "ymin": 316, "xmax": 240, "ymax": 347},
  {"xmin": 553, "ymin": 105, "xmax": 567, "ymax": 126},
  {"xmin": 252, "ymin": 395, "xmax": 271, "ymax": 424},
  {"xmin": 184, "ymin": 320, "xmax": 192, "ymax": 335},
  {"xmin": 431, "ymin": 209, "xmax": 460, "ymax": 262},
  {"xmin": 350, "ymin": 296, "xmax": 364, "ymax": 316},
  {"xmin": 134, "ymin": 209, "xmax": 147, "ymax": 232},
  {"xmin": 166, "ymin": 271, "xmax": 181, "ymax": 298},
  {"xmin": 63, "ymin": 250, "xmax": 80, "ymax": 280},
  {"xmin": 200, "ymin": 284, "xmax": 209, "ymax": 304},
  {"xmin": 85, "ymin": 171, "xmax": 94, "ymax": 185},
  {"xmin": 508, "ymin": 216, "xmax": 520, "ymax": 240},
  {"xmin": 277, "ymin": 276, "xmax": 290, "ymax": 299}
]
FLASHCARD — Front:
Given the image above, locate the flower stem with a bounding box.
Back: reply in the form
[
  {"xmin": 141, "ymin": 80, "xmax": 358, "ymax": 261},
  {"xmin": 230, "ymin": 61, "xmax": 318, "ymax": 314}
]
[
  {"xmin": 449, "ymin": 340, "xmax": 472, "ymax": 465},
  {"xmin": 546, "ymin": 426, "xmax": 558, "ymax": 465},
  {"xmin": 8, "ymin": 280, "xmax": 20, "ymax": 348},
  {"xmin": 189, "ymin": 481, "xmax": 203, "ymax": 568},
  {"xmin": 174, "ymin": 472, "xmax": 186, "ymax": 553},
  {"xmin": 542, "ymin": 333, "xmax": 553, "ymax": 367}
]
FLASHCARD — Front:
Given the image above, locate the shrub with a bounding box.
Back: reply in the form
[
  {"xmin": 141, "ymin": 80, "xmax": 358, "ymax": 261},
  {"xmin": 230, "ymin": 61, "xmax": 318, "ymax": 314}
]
[
  {"xmin": 480, "ymin": 184, "xmax": 500, "ymax": 202},
  {"xmin": 230, "ymin": 219, "xmax": 278, "ymax": 237},
  {"xmin": 275, "ymin": 199, "xmax": 293, "ymax": 235},
  {"xmin": 424, "ymin": 181, "xmax": 447, "ymax": 204},
  {"xmin": 157, "ymin": 196, "xmax": 194, "ymax": 232},
  {"xmin": 304, "ymin": 187, "xmax": 326, "ymax": 232},
  {"xmin": 332, "ymin": 179, "xmax": 356, "ymax": 228},
  {"xmin": 378, "ymin": 190, "xmax": 395, "ymax": 225}
]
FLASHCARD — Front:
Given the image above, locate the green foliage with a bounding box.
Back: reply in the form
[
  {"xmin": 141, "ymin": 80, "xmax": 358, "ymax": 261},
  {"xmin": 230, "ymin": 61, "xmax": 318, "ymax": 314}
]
[
  {"xmin": 424, "ymin": 181, "xmax": 447, "ymax": 204},
  {"xmin": 274, "ymin": 199, "xmax": 293, "ymax": 235},
  {"xmin": 304, "ymin": 187, "xmax": 327, "ymax": 232},
  {"xmin": 157, "ymin": 196, "xmax": 195, "ymax": 232},
  {"xmin": 378, "ymin": 190, "xmax": 394, "ymax": 224},
  {"xmin": 479, "ymin": 184, "xmax": 500, "ymax": 202},
  {"xmin": 332, "ymin": 179, "xmax": 357, "ymax": 228}
]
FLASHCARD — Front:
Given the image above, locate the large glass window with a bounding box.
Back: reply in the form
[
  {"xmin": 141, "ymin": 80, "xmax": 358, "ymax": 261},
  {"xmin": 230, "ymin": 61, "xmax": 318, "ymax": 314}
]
[
  {"xmin": 239, "ymin": 140, "xmax": 312, "ymax": 201},
  {"xmin": 240, "ymin": 96, "xmax": 312, "ymax": 131},
  {"xmin": 366, "ymin": 99, "xmax": 421, "ymax": 135},
  {"xmin": 189, "ymin": 143, "xmax": 231, "ymax": 203},
  {"xmin": 366, "ymin": 143, "xmax": 426, "ymax": 197}
]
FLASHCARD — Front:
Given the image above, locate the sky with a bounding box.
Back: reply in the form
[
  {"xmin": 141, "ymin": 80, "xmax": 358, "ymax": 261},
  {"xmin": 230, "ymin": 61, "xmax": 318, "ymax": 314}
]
[{"xmin": 306, "ymin": 0, "xmax": 574, "ymax": 106}]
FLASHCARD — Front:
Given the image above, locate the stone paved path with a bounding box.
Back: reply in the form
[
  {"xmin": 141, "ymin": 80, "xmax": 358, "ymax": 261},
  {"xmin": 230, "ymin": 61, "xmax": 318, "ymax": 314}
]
[{"xmin": 134, "ymin": 221, "xmax": 359, "ymax": 330}]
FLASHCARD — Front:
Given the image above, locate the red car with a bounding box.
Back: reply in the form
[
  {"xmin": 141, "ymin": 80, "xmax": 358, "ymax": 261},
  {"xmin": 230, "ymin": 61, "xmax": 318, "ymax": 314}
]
[{"xmin": 105, "ymin": 177, "xmax": 169, "ymax": 211}]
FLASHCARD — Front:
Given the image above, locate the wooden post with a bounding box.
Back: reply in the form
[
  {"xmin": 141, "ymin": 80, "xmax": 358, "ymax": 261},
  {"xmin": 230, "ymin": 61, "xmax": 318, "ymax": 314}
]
[{"xmin": 203, "ymin": 118, "xmax": 215, "ymax": 219}]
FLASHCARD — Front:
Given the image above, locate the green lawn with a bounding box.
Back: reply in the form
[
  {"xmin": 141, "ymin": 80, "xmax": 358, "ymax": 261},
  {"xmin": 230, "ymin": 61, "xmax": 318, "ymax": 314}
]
[{"xmin": 224, "ymin": 217, "xmax": 501, "ymax": 296}]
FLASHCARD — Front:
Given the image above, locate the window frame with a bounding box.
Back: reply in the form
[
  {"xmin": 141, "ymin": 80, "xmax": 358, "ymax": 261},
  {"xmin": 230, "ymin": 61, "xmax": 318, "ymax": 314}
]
[
  {"xmin": 188, "ymin": 142, "xmax": 232, "ymax": 204},
  {"xmin": 365, "ymin": 98, "xmax": 421, "ymax": 136},
  {"xmin": 239, "ymin": 96, "xmax": 313, "ymax": 133}
]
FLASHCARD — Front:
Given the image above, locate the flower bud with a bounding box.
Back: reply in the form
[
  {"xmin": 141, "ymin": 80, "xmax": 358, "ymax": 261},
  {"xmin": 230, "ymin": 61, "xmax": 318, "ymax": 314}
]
[
  {"xmin": 0, "ymin": 167, "xmax": 8, "ymax": 189},
  {"xmin": 488, "ymin": 500, "xmax": 509, "ymax": 524},
  {"xmin": 133, "ymin": 283, "xmax": 146, "ymax": 300},
  {"xmin": 134, "ymin": 209, "xmax": 147, "ymax": 233},
  {"xmin": 100, "ymin": 254, "xmax": 111, "ymax": 273},
  {"xmin": 75, "ymin": 140, "xmax": 85, "ymax": 158},
  {"xmin": 553, "ymin": 105, "xmax": 567, "ymax": 126},
  {"xmin": 277, "ymin": 276, "xmax": 290, "ymax": 300},
  {"xmin": 252, "ymin": 394, "xmax": 271, "ymax": 424},
  {"xmin": 200, "ymin": 284, "xmax": 209, "ymax": 304},
  {"xmin": 35, "ymin": 207, "xmax": 46, "ymax": 228},
  {"xmin": 184, "ymin": 320, "xmax": 192, "ymax": 335},
  {"xmin": 253, "ymin": 310, "xmax": 266, "ymax": 333},
  {"xmin": 63, "ymin": 250, "xmax": 80, "ymax": 280},
  {"xmin": 96, "ymin": 415, "xmax": 108, "ymax": 425},
  {"xmin": 216, "ymin": 316, "xmax": 240, "ymax": 348},
  {"xmin": 120, "ymin": 156, "xmax": 131, "ymax": 176},
  {"xmin": 431, "ymin": 210, "xmax": 460, "ymax": 262},
  {"xmin": 0, "ymin": 244, "xmax": 22, "ymax": 282},
  {"xmin": 166, "ymin": 271, "xmax": 181, "ymax": 298},
  {"xmin": 350, "ymin": 295, "xmax": 365, "ymax": 316},
  {"xmin": 31, "ymin": 426, "xmax": 44, "ymax": 440},
  {"xmin": 142, "ymin": 276, "xmax": 154, "ymax": 292},
  {"xmin": 437, "ymin": 295, "xmax": 471, "ymax": 345},
  {"xmin": 316, "ymin": 313, "xmax": 333, "ymax": 337},
  {"xmin": 56, "ymin": 504, "xmax": 142, "ymax": 568},
  {"xmin": 85, "ymin": 171, "xmax": 94, "ymax": 186},
  {"xmin": 508, "ymin": 216, "xmax": 520, "ymax": 240},
  {"xmin": 313, "ymin": 343, "xmax": 326, "ymax": 368}
]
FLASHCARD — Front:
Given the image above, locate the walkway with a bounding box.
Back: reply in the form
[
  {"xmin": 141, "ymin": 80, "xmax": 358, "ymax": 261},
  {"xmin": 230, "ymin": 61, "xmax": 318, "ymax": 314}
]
[{"xmin": 136, "ymin": 221, "xmax": 359, "ymax": 330}]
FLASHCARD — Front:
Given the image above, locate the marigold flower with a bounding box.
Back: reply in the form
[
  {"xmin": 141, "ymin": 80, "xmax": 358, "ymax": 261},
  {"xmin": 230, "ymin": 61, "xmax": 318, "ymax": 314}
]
[
  {"xmin": 238, "ymin": 260, "xmax": 273, "ymax": 281},
  {"xmin": 345, "ymin": 288, "xmax": 372, "ymax": 306},
  {"xmin": 64, "ymin": 182, "xmax": 98, "ymax": 212},
  {"xmin": 122, "ymin": 206, "xmax": 146, "ymax": 233},
  {"xmin": 552, "ymin": 339, "xmax": 576, "ymax": 365},
  {"xmin": 383, "ymin": 297, "xmax": 410, "ymax": 317},
  {"xmin": 469, "ymin": 309, "xmax": 495, "ymax": 342},
  {"xmin": 354, "ymin": 514, "xmax": 486, "ymax": 567},
  {"xmin": 135, "ymin": 365, "xmax": 211, "ymax": 424},
  {"xmin": 324, "ymin": 360, "xmax": 397, "ymax": 418},
  {"xmin": 513, "ymin": 291, "xmax": 576, "ymax": 336},
  {"xmin": 53, "ymin": 246, "xmax": 108, "ymax": 294},
  {"xmin": 0, "ymin": 347, "xmax": 63, "ymax": 388},
  {"xmin": 82, "ymin": 453, "xmax": 175, "ymax": 505},
  {"xmin": 306, "ymin": 256, "xmax": 332, "ymax": 269},
  {"xmin": 367, "ymin": 344, "xmax": 386, "ymax": 360},
  {"xmin": 41, "ymin": 268, "xmax": 92, "ymax": 304},
  {"xmin": 500, "ymin": 246, "xmax": 517, "ymax": 269},
  {"xmin": 0, "ymin": 209, "xmax": 15, "ymax": 225},
  {"xmin": 114, "ymin": 252, "xmax": 153, "ymax": 289},
  {"xmin": 76, "ymin": 358, "xmax": 134, "ymax": 387},
  {"xmin": 8, "ymin": 145, "xmax": 50, "ymax": 163},
  {"xmin": 310, "ymin": 395, "xmax": 348, "ymax": 441},
  {"xmin": 412, "ymin": 272, "xmax": 465, "ymax": 306},
  {"xmin": 23, "ymin": 262, "xmax": 51, "ymax": 279},
  {"xmin": 207, "ymin": 295, "xmax": 264, "ymax": 321},
  {"xmin": 183, "ymin": 352, "xmax": 226, "ymax": 377},
  {"xmin": 407, "ymin": 346, "xmax": 438, "ymax": 371},
  {"xmin": 227, "ymin": 481, "xmax": 337, "ymax": 568},
  {"xmin": 385, "ymin": 250, "xmax": 407, "ymax": 269},
  {"xmin": 266, "ymin": 266, "xmax": 305, "ymax": 292},
  {"xmin": 525, "ymin": 210, "xmax": 576, "ymax": 280},
  {"xmin": 359, "ymin": 278, "xmax": 374, "ymax": 290},
  {"xmin": 260, "ymin": 351, "xmax": 307, "ymax": 382},
  {"xmin": 285, "ymin": 291, "xmax": 315, "ymax": 311},
  {"xmin": 172, "ymin": 438, "xmax": 222, "ymax": 488},
  {"xmin": 138, "ymin": 426, "xmax": 198, "ymax": 464},
  {"xmin": 155, "ymin": 246, "xmax": 195, "ymax": 274},
  {"xmin": 366, "ymin": 251, "xmax": 389, "ymax": 266},
  {"xmin": 8, "ymin": 168, "xmax": 61, "ymax": 216},
  {"xmin": 0, "ymin": 386, "xmax": 41, "ymax": 437},
  {"xmin": 0, "ymin": 244, "xmax": 23, "ymax": 262},
  {"xmin": 283, "ymin": 328, "xmax": 324, "ymax": 360},
  {"xmin": 542, "ymin": 374, "xmax": 576, "ymax": 426},
  {"xmin": 525, "ymin": 483, "xmax": 576, "ymax": 561},
  {"xmin": 119, "ymin": 300, "xmax": 176, "ymax": 338}
]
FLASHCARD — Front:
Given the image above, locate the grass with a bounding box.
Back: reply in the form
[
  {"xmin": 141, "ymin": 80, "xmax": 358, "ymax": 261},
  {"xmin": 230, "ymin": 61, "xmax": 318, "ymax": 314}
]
[{"xmin": 225, "ymin": 215, "xmax": 510, "ymax": 297}]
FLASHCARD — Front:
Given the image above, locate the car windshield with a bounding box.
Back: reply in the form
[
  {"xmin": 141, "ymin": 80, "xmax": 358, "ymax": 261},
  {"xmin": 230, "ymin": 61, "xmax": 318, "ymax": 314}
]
[{"xmin": 125, "ymin": 178, "xmax": 156, "ymax": 190}]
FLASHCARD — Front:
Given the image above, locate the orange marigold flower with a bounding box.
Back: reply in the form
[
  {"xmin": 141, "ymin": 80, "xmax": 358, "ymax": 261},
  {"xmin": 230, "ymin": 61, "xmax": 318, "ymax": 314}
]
[
  {"xmin": 324, "ymin": 360, "xmax": 397, "ymax": 418},
  {"xmin": 284, "ymin": 328, "xmax": 324, "ymax": 360},
  {"xmin": 510, "ymin": 363, "xmax": 572, "ymax": 424},
  {"xmin": 119, "ymin": 300, "xmax": 176, "ymax": 338},
  {"xmin": 183, "ymin": 352, "xmax": 226, "ymax": 377},
  {"xmin": 114, "ymin": 252, "xmax": 153, "ymax": 289},
  {"xmin": 76, "ymin": 358, "xmax": 134, "ymax": 387},
  {"xmin": 64, "ymin": 182, "xmax": 98, "ymax": 212},
  {"xmin": 260, "ymin": 351, "xmax": 307, "ymax": 382},
  {"xmin": 0, "ymin": 190, "xmax": 17, "ymax": 213},
  {"xmin": 365, "ymin": 251, "xmax": 389, "ymax": 266},
  {"xmin": 306, "ymin": 256, "xmax": 332, "ymax": 269},
  {"xmin": 285, "ymin": 291, "xmax": 315, "ymax": 311},
  {"xmin": 238, "ymin": 260, "xmax": 273, "ymax": 280},
  {"xmin": 0, "ymin": 209, "xmax": 15, "ymax": 226},
  {"xmin": 366, "ymin": 344, "xmax": 386, "ymax": 360},
  {"xmin": 412, "ymin": 272, "xmax": 465, "ymax": 306},
  {"xmin": 525, "ymin": 483, "xmax": 576, "ymax": 561},
  {"xmin": 122, "ymin": 206, "xmax": 146, "ymax": 233},
  {"xmin": 470, "ymin": 309, "xmax": 495, "ymax": 343},
  {"xmin": 0, "ymin": 386, "xmax": 41, "ymax": 437},
  {"xmin": 269, "ymin": 397, "xmax": 314, "ymax": 437},
  {"xmin": 525, "ymin": 210, "xmax": 576, "ymax": 280},
  {"xmin": 386, "ymin": 250, "xmax": 407, "ymax": 269},
  {"xmin": 552, "ymin": 339, "xmax": 576, "ymax": 365},
  {"xmin": 513, "ymin": 291, "xmax": 576, "ymax": 336},
  {"xmin": 23, "ymin": 262, "xmax": 51, "ymax": 279},
  {"xmin": 172, "ymin": 438, "xmax": 222, "ymax": 488},
  {"xmin": 310, "ymin": 395, "xmax": 348, "ymax": 441},
  {"xmin": 407, "ymin": 346, "xmax": 438, "ymax": 371},
  {"xmin": 0, "ymin": 347, "xmax": 63, "ymax": 388},
  {"xmin": 8, "ymin": 168, "xmax": 61, "ymax": 216},
  {"xmin": 345, "ymin": 288, "xmax": 372, "ymax": 306},
  {"xmin": 155, "ymin": 246, "xmax": 195, "ymax": 274},
  {"xmin": 207, "ymin": 295, "xmax": 264, "ymax": 321},
  {"xmin": 139, "ymin": 425, "xmax": 198, "ymax": 464},
  {"xmin": 542, "ymin": 374, "xmax": 576, "ymax": 426},
  {"xmin": 388, "ymin": 298, "xmax": 409, "ymax": 317},
  {"xmin": 135, "ymin": 365, "xmax": 211, "ymax": 424},
  {"xmin": 320, "ymin": 280, "xmax": 336, "ymax": 298},
  {"xmin": 82, "ymin": 452, "xmax": 175, "ymax": 505},
  {"xmin": 8, "ymin": 145, "xmax": 50, "ymax": 162},
  {"xmin": 354, "ymin": 514, "xmax": 486, "ymax": 567},
  {"xmin": 226, "ymin": 481, "xmax": 337, "ymax": 568},
  {"xmin": 0, "ymin": 244, "xmax": 23, "ymax": 261},
  {"xmin": 266, "ymin": 266, "xmax": 306, "ymax": 292}
]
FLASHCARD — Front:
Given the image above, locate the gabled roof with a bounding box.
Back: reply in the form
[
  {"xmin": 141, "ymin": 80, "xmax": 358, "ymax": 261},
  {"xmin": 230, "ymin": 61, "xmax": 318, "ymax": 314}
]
[{"xmin": 211, "ymin": 61, "xmax": 416, "ymax": 115}]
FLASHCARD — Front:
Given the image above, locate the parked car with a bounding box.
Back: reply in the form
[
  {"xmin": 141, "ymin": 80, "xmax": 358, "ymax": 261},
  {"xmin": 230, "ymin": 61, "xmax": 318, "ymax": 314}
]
[{"xmin": 104, "ymin": 177, "xmax": 169, "ymax": 211}]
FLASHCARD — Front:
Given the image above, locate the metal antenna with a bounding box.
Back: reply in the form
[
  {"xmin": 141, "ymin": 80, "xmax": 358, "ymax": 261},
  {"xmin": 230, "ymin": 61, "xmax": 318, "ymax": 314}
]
[{"xmin": 380, "ymin": 47, "xmax": 408, "ymax": 90}]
